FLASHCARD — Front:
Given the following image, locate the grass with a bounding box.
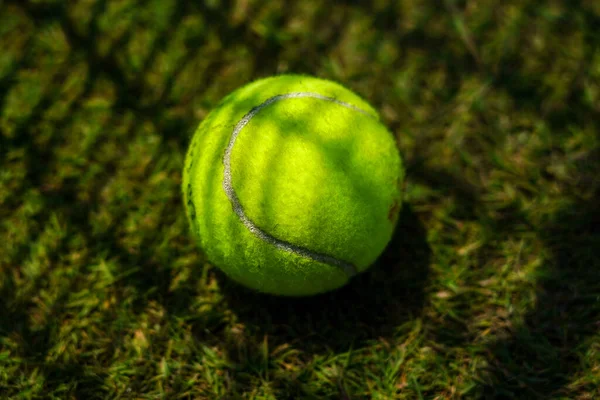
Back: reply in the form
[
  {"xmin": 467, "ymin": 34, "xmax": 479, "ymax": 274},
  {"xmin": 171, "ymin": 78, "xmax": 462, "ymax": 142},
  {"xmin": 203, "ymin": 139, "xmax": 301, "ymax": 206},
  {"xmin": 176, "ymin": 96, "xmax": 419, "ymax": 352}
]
[{"xmin": 1, "ymin": 0, "xmax": 599, "ymax": 398}]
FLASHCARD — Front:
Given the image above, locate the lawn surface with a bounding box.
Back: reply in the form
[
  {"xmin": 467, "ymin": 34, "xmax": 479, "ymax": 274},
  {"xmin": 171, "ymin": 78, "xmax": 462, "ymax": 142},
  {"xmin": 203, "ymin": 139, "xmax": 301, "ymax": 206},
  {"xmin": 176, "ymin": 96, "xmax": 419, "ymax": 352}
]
[{"xmin": 1, "ymin": 0, "xmax": 600, "ymax": 399}]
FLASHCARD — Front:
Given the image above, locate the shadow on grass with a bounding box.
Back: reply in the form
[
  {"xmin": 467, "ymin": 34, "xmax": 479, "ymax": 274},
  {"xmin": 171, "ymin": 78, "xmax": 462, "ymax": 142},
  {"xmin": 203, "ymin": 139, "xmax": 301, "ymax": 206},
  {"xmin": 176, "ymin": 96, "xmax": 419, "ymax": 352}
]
[
  {"xmin": 476, "ymin": 4, "xmax": 600, "ymax": 395},
  {"xmin": 477, "ymin": 157, "xmax": 600, "ymax": 400},
  {"xmin": 407, "ymin": 150, "xmax": 600, "ymax": 399},
  {"xmin": 216, "ymin": 204, "xmax": 430, "ymax": 356}
]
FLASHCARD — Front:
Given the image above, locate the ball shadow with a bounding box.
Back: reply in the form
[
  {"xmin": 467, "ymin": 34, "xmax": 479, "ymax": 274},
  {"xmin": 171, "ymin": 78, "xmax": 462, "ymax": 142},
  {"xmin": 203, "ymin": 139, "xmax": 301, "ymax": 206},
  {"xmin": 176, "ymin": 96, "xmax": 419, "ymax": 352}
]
[{"xmin": 217, "ymin": 203, "xmax": 430, "ymax": 356}]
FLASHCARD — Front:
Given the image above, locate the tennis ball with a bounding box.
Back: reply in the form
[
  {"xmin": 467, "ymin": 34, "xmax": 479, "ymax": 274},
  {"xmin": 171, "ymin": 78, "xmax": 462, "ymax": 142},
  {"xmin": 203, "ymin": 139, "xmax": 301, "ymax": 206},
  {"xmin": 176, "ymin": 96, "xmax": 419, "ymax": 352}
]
[{"xmin": 182, "ymin": 74, "xmax": 404, "ymax": 296}]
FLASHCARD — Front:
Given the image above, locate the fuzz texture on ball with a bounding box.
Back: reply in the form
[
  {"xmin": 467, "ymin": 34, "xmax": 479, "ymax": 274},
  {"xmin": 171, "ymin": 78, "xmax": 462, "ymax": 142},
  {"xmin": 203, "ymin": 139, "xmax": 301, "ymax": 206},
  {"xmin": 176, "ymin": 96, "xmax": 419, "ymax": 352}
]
[{"xmin": 182, "ymin": 74, "xmax": 404, "ymax": 296}]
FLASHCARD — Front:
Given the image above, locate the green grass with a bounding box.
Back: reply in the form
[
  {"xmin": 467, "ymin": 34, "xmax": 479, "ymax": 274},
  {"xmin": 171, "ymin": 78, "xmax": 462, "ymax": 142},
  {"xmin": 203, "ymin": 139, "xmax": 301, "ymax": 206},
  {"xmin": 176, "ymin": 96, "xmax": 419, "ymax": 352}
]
[{"xmin": 1, "ymin": 0, "xmax": 599, "ymax": 398}]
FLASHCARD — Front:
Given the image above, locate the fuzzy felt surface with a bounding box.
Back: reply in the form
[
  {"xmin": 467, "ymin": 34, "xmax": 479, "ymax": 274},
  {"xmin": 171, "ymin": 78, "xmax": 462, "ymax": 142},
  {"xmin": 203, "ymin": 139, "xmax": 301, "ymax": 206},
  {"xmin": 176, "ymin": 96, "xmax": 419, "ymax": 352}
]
[{"xmin": 182, "ymin": 75, "xmax": 404, "ymax": 296}]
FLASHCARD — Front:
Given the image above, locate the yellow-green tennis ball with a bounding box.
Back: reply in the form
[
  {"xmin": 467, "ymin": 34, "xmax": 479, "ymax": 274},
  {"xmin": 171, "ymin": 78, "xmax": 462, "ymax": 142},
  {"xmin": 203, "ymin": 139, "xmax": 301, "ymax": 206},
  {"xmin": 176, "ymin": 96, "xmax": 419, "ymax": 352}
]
[{"xmin": 182, "ymin": 74, "xmax": 404, "ymax": 296}]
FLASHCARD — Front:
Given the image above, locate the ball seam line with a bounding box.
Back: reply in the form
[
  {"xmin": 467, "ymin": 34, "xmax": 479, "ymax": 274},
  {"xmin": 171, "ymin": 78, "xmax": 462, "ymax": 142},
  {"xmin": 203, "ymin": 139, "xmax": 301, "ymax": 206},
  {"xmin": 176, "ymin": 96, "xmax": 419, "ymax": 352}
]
[{"xmin": 223, "ymin": 92, "xmax": 374, "ymax": 278}]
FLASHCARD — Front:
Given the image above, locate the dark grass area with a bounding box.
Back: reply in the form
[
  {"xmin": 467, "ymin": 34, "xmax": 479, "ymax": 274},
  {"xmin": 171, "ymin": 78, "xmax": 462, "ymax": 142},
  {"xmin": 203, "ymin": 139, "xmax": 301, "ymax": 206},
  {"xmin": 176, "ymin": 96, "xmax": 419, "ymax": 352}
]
[{"xmin": 1, "ymin": 0, "xmax": 600, "ymax": 398}]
